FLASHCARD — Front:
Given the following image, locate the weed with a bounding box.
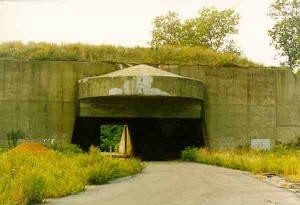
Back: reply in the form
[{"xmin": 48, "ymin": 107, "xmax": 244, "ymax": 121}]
[
  {"xmin": 44, "ymin": 141, "xmax": 83, "ymax": 154},
  {"xmin": 6, "ymin": 129, "xmax": 25, "ymax": 149},
  {"xmin": 181, "ymin": 147, "xmax": 300, "ymax": 182},
  {"xmin": 0, "ymin": 145, "xmax": 144, "ymax": 205}
]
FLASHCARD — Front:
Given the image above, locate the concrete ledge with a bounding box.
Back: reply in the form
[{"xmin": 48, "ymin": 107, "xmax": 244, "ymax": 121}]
[{"xmin": 78, "ymin": 65, "xmax": 204, "ymax": 100}]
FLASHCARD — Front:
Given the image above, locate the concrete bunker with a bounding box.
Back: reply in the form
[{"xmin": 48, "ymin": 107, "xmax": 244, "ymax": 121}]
[{"xmin": 72, "ymin": 65, "xmax": 205, "ymax": 160}]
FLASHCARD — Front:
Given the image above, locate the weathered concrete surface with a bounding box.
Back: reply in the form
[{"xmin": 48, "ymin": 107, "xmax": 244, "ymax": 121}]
[
  {"xmin": 78, "ymin": 65, "xmax": 203, "ymax": 119},
  {"xmin": 0, "ymin": 59, "xmax": 300, "ymax": 148},
  {"xmin": 160, "ymin": 66, "xmax": 284, "ymax": 148},
  {"xmin": 0, "ymin": 60, "xmax": 121, "ymax": 144},
  {"xmin": 47, "ymin": 162, "xmax": 300, "ymax": 205},
  {"xmin": 276, "ymin": 70, "xmax": 300, "ymax": 144},
  {"xmin": 79, "ymin": 65, "xmax": 204, "ymax": 100}
]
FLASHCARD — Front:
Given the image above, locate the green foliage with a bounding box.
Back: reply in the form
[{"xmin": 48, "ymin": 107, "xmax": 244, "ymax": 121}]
[
  {"xmin": 151, "ymin": 11, "xmax": 184, "ymax": 47},
  {"xmin": 181, "ymin": 147, "xmax": 300, "ymax": 182},
  {"xmin": 223, "ymin": 40, "xmax": 243, "ymax": 56},
  {"xmin": 6, "ymin": 129, "xmax": 25, "ymax": 149},
  {"xmin": 100, "ymin": 125, "xmax": 123, "ymax": 152},
  {"xmin": 21, "ymin": 175, "xmax": 46, "ymax": 204},
  {"xmin": 180, "ymin": 147, "xmax": 198, "ymax": 161},
  {"xmin": 0, "ymin": 41, "xmax": 259, "ymax": 67},
  {"xmin": 275, "ymin": 137, "xmax": 300, "ymax": 150},
  {"xmin": 183, "ymin": 8, "xmax": 240, "ymax": 50},
  {"xmin": 268, "ymin": 0, "xmax": 300, "ymax": 71},
  {"xmin": 44, "ymin": 141, "xmax": 83, "ymax": 154},
  {"xmin": 151, "ymin": 7, "xmax": 240, "ymax": 51},
  {"xmin": 0, "ymin": 147, "xmax": 144, "ymax": 205},
  {"xmin": 86, "ymin": 147, "xmax": 143, "ymax": 184}
]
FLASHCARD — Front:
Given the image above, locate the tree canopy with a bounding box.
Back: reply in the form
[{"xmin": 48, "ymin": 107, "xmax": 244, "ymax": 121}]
[
  {"xmin": 151, "ymin": 11, "xmax": 183, "ymax": 47},
  {"xmin": 268, "ymin": 0, "xmax": 300, "ymax": 71},
  {"xmin": 151, "ymin": 7, "xmax": 240, "ymax": 52}
]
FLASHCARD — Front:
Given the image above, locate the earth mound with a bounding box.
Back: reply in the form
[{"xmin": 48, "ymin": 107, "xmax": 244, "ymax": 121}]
[{"xmin": 12, "ymin": 142, "xmax": 49, "ymax": 154}]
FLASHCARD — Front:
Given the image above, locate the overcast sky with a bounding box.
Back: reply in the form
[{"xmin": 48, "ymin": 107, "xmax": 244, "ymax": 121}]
[{"xmin": 0, "ymin": 0, "xmax": 279, "ymax": 66}]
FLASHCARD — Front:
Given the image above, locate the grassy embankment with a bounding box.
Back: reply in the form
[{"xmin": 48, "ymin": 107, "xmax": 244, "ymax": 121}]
[
  {"xmin": 181, "ymin": 145, "xmax": 300, "ymax": 182},
  {"xmin": 0, "ymin": 41, "xmax": 260, "ymax": 67},
  {"xmin": 0, "ymin": 143, "xmax": 144, "ymax": 205}
]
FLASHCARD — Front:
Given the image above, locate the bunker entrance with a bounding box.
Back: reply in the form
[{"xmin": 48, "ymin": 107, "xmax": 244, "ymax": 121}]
[
  {"xmin": 76, "ymin": 64, "xmax": 205, "ymax": 160},
  {"xmin": 72, "ymin": 117, "xmax": 204, "ymax": 160}
]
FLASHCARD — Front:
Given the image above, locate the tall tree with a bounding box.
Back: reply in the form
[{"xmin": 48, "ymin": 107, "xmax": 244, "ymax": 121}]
[
  {"xmin": 268, "ymin": 0, "xmax": 300, "ymax": 70},
  {"xmin": 151, "ymin": 8, "xmax": 240, "ymax": 52},
  {"xmin": 183, "ymin": 8, "xmax": 240, "ymax": 50},
  {"xmin": 151, "ymin": 11, "xmax": 183, "ymax": 47}
]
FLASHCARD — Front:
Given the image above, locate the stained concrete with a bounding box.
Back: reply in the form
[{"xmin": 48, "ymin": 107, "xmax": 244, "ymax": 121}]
[
  {"xmin": 0, "ymin": 59, "xmax": 300, "ymax": 149},
  {"xmin": 78, "ymin": 65, "xmax": 204, "ymax": 119},
  {"xmin": 79, "ymin": 64, "xmax": 204, "ymax": 100},
  {"xmin": 46, "ymin": 162, "xmax": 300, "ymax": 205}
]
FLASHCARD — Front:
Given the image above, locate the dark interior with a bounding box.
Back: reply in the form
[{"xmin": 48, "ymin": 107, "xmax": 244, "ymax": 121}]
[{"xmin": 72, "ymin": 117, "xmax": 204, "ymax": 160}]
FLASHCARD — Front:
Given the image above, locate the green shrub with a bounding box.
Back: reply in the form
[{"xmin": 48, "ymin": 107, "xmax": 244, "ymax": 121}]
[
  {"xmin": 22, "ymin": 175, "xmax": 46, "ymax": 204},
  {"xmin": 6, "ymin": 129, "xmax": 25, "ymax": 149},
  {"xmin": 180, "ymin": 147, "xmax": 198, "ymax": 161},
  {"xmin": 44, "ymin": 141, "xmax": 83, "ymax": 154},
  {"xmin": 0, "ymin": 42, "xmax": 260, "ymax": 67},
  {"xmin": 286, "ymin": 137, "xmax": 300, "ymax": 149}
]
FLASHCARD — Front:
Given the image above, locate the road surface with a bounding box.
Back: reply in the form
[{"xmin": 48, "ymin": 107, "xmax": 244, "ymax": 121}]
[{"xmin": 47, "ymin": 162, "xmax": 300, "ymax": 205}]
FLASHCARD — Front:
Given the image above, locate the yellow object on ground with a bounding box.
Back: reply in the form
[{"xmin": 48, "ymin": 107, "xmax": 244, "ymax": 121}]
[{"xmin": 118, "ymin": 125, "xmax": 133, "ymax": 156}]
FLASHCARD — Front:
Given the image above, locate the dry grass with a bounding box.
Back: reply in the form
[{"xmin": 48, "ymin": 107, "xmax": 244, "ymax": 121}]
[
  {"xmin": 181, "ymin": 146, "xmax": 300, "ymax": 182},
  {"xmin": 0, "ymin": 146, "xmax": 144, "ymax": 205},
  {"xmin": 0, "ymin": 41, "xmax": 260, "ymax": 67}
]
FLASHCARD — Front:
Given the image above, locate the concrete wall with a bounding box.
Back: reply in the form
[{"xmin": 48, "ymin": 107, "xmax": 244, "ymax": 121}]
[
  {"xmin": 0, "ymin": 59, "xmax": 299, "ymax": 148},
  {"xmin": 0, "ymin": 59, "xmax": 120, "ymax": 144},
  {"xmin": 276, "ymin": 70, "xmax": 300, "ymax": 144},
  {"xmin": 159, "ymin": 65, "xmax": 298, "ymax": 148}
]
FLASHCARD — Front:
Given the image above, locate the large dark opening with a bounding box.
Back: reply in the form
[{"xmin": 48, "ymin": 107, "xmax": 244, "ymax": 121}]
[{"xmin": 72, "ymin": 117, "xmax": 204, "ymax": 160}]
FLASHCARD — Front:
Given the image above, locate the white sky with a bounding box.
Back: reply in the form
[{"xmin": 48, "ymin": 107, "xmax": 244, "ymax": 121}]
[{"xmin": 0, "ymin": 0, "xmax": 279, "ymax": 66}]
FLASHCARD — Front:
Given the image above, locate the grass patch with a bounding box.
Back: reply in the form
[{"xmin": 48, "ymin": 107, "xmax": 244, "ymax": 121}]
[
  {"xmin": 0, "ymin": 41, "xmax": 260, "ymax": 67},
  {"xmin": 44, "ymin": 141, "xmax": 83, "ymax": 154},
  {"xmin": 0, "ymin": 146, "xmax": 144, "ymax": 205},
  {"xmin": 181, "ymin": 146, "xmax": 300, "ymax": 182}
]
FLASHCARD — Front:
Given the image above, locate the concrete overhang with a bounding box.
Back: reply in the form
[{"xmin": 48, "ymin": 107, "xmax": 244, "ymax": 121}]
[
  {"xmin": 79, "ymin": 64, "xmax": 204, "ymax": 100},
  {"xmin": 78, "ymin": 65, "xmax": 204, "ymax": 118}
]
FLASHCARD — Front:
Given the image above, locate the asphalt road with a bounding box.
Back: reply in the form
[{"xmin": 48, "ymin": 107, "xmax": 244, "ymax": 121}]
[{"xmin": 47, "ymin": 162, "xmax": 300, "ymax": 205}]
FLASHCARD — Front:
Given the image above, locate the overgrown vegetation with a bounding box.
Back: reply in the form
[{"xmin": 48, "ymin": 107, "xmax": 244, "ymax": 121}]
[
  {"xmin": 268, "ymin": 0, "xmax": 300, "ymax": 71},
  {"xmin": 151, "ymin": 8, "xmax": 241, "ymax": 53},
  {"xmin": 44, "ymin": 141, "xmax": 83, "ymax": 154},
  {"xmin": 0, "ymin": 42, "xmax": 259, "ymax": 67},
  {"xmin": 181, "ymin": 144, "xmax": 300, "ymax": 182},
  {"xmin": 100, "ymin": 125, "xmax": 123, "ymax": 152},
  {"xmin": 0, "ymin": 144, "xmax": 144, "ymax": 205},
  {"xmin": 6, "ymin": 129, "xmax": 25, "ymax": 149}
]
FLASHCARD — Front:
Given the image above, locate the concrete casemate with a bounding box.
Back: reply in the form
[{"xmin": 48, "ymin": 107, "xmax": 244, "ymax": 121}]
[
  {"xmin": 79, "ymin": 64, "xmax": 204, "ymax": 100},
  {"xmin": 0, "ymin": 59, "xmax": 299, "ymax": 150},
  {"xmin": 78, "ymin": 65, "xmax": 204, "ymax": 119}
]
